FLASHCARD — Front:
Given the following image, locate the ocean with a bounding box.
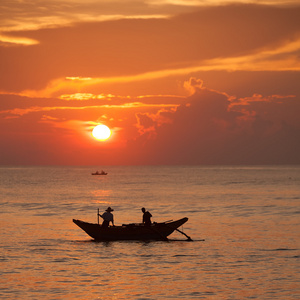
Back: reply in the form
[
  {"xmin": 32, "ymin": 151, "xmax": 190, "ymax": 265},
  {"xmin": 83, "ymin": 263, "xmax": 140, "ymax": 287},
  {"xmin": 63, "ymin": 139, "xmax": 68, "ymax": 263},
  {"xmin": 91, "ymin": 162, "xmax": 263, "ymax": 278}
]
[{"xmin": 0, "ymin": 165, "xmax": 299, "ymax": 299}]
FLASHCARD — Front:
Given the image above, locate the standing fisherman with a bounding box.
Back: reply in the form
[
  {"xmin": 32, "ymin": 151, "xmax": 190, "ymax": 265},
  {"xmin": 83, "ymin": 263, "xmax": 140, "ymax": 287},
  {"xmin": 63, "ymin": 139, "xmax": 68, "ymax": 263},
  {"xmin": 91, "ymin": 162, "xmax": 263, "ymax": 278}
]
[
  {"xmin": 99, "ymin": 207, "xmax": 114, "ymax": 228},
  {"xmin": 141, "ymin": 207, "xmax": 152, "ymax": 226}
]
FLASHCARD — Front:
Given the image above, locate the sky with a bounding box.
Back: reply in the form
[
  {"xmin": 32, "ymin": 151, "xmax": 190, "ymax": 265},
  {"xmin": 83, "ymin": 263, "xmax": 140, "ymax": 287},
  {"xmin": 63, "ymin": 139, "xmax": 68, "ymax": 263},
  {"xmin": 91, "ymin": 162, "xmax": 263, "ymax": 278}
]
[{"xmin": 0, "ymin": 0, "xmax": 300, "ymax": 165}]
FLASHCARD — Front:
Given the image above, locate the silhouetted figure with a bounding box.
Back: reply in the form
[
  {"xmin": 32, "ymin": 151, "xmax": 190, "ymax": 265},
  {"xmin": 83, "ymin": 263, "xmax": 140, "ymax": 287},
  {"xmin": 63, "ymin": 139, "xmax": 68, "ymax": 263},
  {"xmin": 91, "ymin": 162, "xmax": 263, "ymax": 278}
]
[
  {"xmin": 100, "ymin": 207, "xmax": 114, "ymax": 228},
  {"xmin": 141, "ymin": 207, "xmax": 152, "ymax": 226}
]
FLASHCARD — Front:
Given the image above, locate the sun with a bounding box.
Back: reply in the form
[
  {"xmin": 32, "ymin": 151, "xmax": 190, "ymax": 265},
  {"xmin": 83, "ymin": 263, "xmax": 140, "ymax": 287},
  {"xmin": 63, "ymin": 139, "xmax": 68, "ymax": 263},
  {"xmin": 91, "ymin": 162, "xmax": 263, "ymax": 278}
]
[{"xmin": 92, "ymin": 124, "xmax": 111, "ymax": 141}]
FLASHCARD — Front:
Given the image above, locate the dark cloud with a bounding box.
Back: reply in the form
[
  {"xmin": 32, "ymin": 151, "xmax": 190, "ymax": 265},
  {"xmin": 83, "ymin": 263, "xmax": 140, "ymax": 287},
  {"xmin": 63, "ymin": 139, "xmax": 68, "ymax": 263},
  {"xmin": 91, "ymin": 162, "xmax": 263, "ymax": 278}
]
[{"xmin": 128, "ymin": 82, "xmax": 300, "ymax": 165}]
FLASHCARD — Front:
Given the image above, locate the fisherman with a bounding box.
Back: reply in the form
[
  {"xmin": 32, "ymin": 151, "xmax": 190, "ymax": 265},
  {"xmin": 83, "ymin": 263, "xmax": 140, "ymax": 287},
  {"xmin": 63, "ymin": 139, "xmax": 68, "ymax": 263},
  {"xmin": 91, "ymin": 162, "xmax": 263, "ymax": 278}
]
[
  {"xmin": 99, "ymin": 207, "xmax": 114, "ymax": 228},
  {"xmin": 141, "ymin": 207, "xmax": 152, "ymax": 226}
]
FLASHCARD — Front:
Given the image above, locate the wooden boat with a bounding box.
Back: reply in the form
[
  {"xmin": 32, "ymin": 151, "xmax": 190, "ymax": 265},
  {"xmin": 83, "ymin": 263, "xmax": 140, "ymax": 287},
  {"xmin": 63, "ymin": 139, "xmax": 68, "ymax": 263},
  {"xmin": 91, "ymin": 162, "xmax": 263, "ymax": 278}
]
[
  {"xmin": 91, "ymin": 170, "xmax": 107, "ymax": 175},
  {"xmin": 73, "ymin": 217, "xmax": 191, "ymax": 241}
]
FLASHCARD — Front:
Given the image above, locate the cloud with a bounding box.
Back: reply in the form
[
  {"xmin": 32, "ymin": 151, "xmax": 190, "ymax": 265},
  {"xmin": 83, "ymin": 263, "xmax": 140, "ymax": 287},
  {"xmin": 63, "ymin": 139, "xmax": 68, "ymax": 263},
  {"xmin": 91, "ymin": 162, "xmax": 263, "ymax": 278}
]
[
  {"xmin": 0, "ymin": 0, "xmax": 172, "ymax": 33},
  {"xmin": 8, "ymin": 34, "xmax": 299, "ymax": 98},
  {"xmin": 0, "ymin": 93, "xmax": 184, "ymax": 128},
  {"xmin": 184, "ymin": 78, "xmax": 203, "ymax": 95},
  {"xmin": 149, "ymin": 0, "xmax": 300, "ymax": 6},
  {"xmin": 0, "ymin": 77, "xmax": 299, "ymax": 165},
  {"xmin": 1, "ymin": 4, "xmax": 299, "ymax": 93},
  {"xmin": 0, "ymin": 102, "xmax": 177, "ymax": 118},
  {"xmin": 136, "ymin": 108, "xmax": 174, "ymax": 137},
  {"xmin": 60, "ymin": 93, "xmax": 107, "ymax": 101},
  {"xmin": 0, "ymin": 34, "xmax": 39, "ymax": 46},
  {"xmin": 127, "ymin": 79, "xmax": 300, "ymax": 164},
  {"xmin": 198, "ymin": 38, "xmax": 300, "ymax": 72}
]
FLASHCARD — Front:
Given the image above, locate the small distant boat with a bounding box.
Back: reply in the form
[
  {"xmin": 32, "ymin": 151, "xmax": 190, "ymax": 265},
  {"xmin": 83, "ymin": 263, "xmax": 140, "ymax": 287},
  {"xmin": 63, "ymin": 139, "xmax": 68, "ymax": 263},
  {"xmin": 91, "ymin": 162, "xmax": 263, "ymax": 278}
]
[
  {"xmin": 73, "ymin": 217, "xmax": 192, "ymax": 241},
  {"xmin": 91, "ymin": 170, "xmax": 107, "ymax": 175}
]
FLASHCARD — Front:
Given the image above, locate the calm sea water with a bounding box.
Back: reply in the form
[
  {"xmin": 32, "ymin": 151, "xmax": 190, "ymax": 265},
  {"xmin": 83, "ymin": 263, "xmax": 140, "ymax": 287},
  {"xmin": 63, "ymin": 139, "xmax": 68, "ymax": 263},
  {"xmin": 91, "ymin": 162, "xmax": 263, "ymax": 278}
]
[{"xmin": 0, "ymin": 165, "xmax": 299, "ymax": 299}]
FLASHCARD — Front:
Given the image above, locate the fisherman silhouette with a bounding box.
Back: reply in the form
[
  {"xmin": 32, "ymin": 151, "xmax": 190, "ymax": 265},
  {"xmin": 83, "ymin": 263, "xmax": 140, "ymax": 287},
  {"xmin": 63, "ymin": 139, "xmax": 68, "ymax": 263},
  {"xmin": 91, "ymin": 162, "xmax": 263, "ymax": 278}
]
[
  {"xmin": 141, "ymin": 207, "xmax": 152, "ymax": 226},
  {"xmin": 99, "ymin": 207, "xmax": 114, "ymax": 228}
]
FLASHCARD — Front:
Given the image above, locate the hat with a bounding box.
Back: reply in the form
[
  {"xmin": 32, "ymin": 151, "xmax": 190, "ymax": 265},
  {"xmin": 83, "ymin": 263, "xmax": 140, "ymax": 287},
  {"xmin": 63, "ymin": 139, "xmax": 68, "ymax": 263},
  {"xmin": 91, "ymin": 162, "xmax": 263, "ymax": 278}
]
[{"xmin": 106, "ymin": 207, "xmax": 114, "ymax": 212}]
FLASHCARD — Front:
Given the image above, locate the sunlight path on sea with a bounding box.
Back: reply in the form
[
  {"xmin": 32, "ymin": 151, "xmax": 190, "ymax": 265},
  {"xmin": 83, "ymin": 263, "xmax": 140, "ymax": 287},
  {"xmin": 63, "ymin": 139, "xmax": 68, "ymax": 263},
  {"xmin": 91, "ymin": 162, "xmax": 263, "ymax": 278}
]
[{"xmin": 0, "ymin": 166, "xmax": 299, "ymax": 299}]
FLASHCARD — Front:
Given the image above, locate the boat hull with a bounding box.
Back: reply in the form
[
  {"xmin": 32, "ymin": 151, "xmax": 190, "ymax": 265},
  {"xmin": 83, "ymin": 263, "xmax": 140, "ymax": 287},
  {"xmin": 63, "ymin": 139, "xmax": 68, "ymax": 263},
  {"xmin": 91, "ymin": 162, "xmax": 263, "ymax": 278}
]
[
  {"xmin": 73, "ymin": 218, "xmax": 188, "ymax": 241},
  {"xmin": 91, "ymin": 173, "xmax": 107, "ymax": 175}
]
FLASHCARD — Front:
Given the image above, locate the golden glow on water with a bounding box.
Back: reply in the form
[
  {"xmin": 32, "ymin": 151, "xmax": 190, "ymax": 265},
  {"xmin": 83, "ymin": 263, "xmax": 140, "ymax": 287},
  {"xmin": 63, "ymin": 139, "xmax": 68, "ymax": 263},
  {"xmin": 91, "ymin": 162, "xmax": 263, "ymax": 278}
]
[
  {"xmin": 1, "ymin": 166, "xmax": 299, "ymax": 299},
  {"xmin": 91, "ymin": 189, "xmax": 112, "ymax": 204}
]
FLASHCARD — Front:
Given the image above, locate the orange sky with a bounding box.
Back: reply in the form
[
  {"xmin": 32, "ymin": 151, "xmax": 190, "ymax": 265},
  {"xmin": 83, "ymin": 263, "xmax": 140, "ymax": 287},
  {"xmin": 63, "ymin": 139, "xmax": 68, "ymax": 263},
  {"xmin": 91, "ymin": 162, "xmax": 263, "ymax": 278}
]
[{"xmin": 0, "ymin": 1, "xmax": 300, "ymax": 165}]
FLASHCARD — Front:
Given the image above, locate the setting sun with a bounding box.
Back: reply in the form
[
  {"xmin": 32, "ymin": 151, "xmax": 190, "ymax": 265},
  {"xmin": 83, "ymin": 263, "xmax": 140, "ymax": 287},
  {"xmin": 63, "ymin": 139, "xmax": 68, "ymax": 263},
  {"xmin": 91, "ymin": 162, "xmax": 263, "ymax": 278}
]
[{"xmin": 92, "ymin": 124, "xmax": 111, "ymax": 141}]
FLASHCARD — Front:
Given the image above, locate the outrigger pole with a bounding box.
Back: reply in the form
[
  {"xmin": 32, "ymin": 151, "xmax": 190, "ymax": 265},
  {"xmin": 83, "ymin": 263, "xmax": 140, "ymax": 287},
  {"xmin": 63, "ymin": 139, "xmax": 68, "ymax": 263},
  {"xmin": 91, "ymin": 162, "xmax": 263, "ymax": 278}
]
[{"xmin": 175, "ymin": 228, "xmax": 193, "ymax": 241}]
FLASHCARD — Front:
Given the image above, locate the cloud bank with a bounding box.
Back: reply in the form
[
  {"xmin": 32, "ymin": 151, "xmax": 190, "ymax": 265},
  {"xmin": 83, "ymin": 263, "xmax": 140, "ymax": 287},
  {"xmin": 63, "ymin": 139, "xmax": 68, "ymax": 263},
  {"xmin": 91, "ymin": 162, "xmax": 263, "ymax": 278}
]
[{"xmin": 0, "ymin": 3, "xmax": 299, "ymax": 165}]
